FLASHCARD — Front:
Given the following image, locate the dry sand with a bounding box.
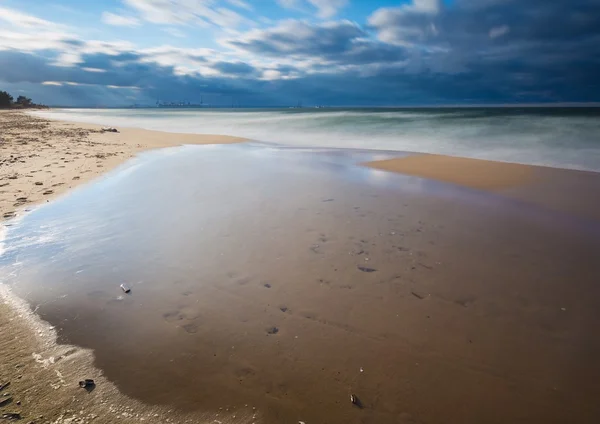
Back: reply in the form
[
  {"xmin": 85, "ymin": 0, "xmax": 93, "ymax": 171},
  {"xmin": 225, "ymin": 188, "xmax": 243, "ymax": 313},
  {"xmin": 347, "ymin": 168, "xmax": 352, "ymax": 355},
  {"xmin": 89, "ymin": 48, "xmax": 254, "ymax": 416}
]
[
  {"xmin": 0, "ymin": 110, "xmax": 245, "ymax": 220},
  {"xmin": 364, "ymin": 154, "xmax": 536, "ymax": 191},
  {"xmin": 0, "ymin": 111, "xmax": 248, "ymax": 424}
]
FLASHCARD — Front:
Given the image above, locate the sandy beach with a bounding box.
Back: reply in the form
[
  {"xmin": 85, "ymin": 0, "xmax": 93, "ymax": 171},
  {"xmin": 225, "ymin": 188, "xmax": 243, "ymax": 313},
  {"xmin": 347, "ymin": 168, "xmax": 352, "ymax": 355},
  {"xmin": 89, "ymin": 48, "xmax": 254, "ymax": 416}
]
[
  {"xmin": 0, "ymin": 111, "xmax": 245, "ymax": 220},
  {"xmin": 2, "ymin": 110, "xmax": 600, "ymax": 424},
  {"xmin": 1, "ymin": 111, "xmax": 248, "ymax": 424}
]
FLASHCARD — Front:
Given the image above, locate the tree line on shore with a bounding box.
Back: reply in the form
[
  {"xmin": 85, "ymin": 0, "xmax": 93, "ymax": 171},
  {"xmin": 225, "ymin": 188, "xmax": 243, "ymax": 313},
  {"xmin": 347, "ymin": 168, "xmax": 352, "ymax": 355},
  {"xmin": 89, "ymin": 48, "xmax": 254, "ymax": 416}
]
[{"xmin": 0, "ymin": 90, "xmax": 47, "ymax": 109}]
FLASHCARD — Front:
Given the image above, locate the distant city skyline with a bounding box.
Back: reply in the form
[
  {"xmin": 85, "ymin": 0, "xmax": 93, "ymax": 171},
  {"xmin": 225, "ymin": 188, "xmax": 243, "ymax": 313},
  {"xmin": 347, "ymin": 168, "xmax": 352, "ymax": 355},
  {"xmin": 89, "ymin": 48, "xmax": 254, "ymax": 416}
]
[{"xmin": 0, "ymin": 0, "xmax": 599, "ymax": 107}]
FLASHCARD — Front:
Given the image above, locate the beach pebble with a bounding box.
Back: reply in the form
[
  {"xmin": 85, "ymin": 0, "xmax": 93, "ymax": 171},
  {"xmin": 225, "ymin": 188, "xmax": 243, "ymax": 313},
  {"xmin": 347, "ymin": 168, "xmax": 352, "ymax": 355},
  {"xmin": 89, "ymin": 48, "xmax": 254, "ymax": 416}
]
[
  {"xmin": 35, "ymin": 181, "xmax": 43, "ymax": 185},
  {"xmin": 357, "ymin": 266, "xmax": 377, "ymax": 273},
  {"xmin": 79, "ymin": 379, "xmax": 95, "ymax": 388}
]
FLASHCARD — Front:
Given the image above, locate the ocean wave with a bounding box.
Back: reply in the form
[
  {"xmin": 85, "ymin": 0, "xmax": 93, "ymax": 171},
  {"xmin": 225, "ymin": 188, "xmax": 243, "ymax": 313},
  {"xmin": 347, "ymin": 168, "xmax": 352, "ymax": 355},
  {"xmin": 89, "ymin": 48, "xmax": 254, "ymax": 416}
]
[{"xmin": 31, "ymin": 108, "xmax": 600, "ymax": 171}]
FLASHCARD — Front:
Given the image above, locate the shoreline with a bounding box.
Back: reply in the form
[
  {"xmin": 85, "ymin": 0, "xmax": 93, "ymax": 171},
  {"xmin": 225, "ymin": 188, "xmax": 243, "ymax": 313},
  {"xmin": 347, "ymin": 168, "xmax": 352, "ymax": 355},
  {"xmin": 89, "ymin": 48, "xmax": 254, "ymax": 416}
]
[
  {"xmin": 0, "ymin": 110, "xmax": 247, "ymax": 220},
  {"xmin": 2, "ymin": 110, "xmax": 600, "ymax": 423},
  {"xmin": 0, "ymin": 111, "xmax": 249, "ymax": 423}
]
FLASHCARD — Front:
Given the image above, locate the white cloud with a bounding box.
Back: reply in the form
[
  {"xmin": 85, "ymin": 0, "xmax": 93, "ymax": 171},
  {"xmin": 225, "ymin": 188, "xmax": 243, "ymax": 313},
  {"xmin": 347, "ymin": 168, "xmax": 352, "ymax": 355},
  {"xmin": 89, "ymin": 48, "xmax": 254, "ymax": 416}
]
[
  {"xmin": 412, "ymin": 0, "xmax": 440, "ymax": 14},
  {"xmin": 0, "ymin": 7, "xmax": 62, "ymax": 30},
  {"xmin": 276, "ymin": 0, "xmax": 347, "ymax": 18},
  {"xmin": 41, "ymin": 81, "xmax": 63, "ymax": 86},
  {"xmin": 307, "ymin": 0, "xmax": 348, "ymax": 18},
  {"xmin": 489, "ymin": 25, "xmax": 510, "ymax": 39},
  {"xmin": 107, "ymin": 85, "xmax": 140, "ymax": 89},
  {"xmin": 53, "ymin": 52, "xmax": 83, "ymax": 67},
  {"xmin": 0, "ymin": 30, "xmax": 75, "ymax": 52},
  {"xmin": 82, "ymin": 67, "xmax": 108, "ymax": 73},
  {"xmin": 101, "ymin": 12, "xmax": 141, "ymax": 27},
  {"xmin": 122, "ymin": 0, "xmax": 248, "ymax": 28},
  {"xmin": 368, "ymin": 0, "xmax": 440, "ymax": 46},
  {"xmin": 226, "ymin": 0, "xmax": 252, "ymax": 11}
]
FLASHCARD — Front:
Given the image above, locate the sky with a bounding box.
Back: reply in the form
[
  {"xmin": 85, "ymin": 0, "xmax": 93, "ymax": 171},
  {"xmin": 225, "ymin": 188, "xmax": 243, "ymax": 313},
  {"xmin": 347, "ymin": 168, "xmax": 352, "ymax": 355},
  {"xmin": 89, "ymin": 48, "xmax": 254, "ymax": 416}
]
[{"xmin": 0, "ymin": 0, "xmax": 599, "ymax": 107}]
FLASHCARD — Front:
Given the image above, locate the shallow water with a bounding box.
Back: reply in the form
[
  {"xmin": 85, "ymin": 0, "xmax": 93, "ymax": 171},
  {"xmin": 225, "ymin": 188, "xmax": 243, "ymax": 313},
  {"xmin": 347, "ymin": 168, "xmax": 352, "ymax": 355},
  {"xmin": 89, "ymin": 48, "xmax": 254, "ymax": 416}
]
[{"xmin": 2, "ymin": 144, "xmax": 600, "ymax": 423}]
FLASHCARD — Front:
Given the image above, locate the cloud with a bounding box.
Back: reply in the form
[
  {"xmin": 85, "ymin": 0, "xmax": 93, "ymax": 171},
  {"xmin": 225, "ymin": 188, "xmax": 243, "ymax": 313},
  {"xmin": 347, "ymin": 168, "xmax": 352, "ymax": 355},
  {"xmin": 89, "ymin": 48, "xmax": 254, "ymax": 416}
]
[
  {"xmin": 489, "ymin": 25, "xmax": 509, "ymax": 39},
  {"xmin": 226, "ymin": 20, "xmax": 364, "ymax": 58},
  {"xmin": 276, "ymin": 0, "xmax": 347, "ymax": 18},
  {"xmin": 0, "ymin": 6, "xmax": 62, "ymax": 30},
  {"xmin": 226, "ymin": 0, "xmax": 252, "ymax": 11},
  {"xmin": 212, "ymin": 61, "xmax": 256, "ymax": 76},
  {"xmin": 1, "ymin": 0, "xmax": 600, "ymax": 106},
  {"xmin": 307, "ymin": 0, "xmax": 348, "ymax": 18},
  {"xmin": 368, "ymin": 0, "xmax": 440, "ymax": 46},
  {"xmin": 101, "ymin": 12, "xmax": 141, "ymax": 27},
  {"xmin": 122, "ymin": 0, "xmax": 249, "ymax": 28}
]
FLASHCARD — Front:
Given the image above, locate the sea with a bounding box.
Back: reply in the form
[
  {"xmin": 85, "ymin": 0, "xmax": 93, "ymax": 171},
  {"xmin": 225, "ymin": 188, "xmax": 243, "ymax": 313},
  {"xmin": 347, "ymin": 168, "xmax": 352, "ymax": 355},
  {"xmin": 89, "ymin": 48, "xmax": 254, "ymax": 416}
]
[{"xmin": 33, "ymin": 107, "xmax": 600, "ymax": 172}]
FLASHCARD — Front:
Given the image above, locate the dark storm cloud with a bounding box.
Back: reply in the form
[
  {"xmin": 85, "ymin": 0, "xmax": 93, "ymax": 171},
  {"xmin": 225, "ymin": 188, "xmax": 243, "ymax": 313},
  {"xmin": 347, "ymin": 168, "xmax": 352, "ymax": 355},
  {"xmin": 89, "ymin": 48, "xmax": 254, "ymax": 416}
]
[
  {"xmin": 212, "ymin": 61, "xmax": 257, "ymax": 76},
  {"xmin": 1, "ymin": 0, "xmax": 599, "ymax": 105},
  {"xmin": 227, "ymin": 19, "xmax": 406, "ymax": 65},
  {"xmin": 228, "ymin": 20, "xmax": 365, "ymax": 57}
]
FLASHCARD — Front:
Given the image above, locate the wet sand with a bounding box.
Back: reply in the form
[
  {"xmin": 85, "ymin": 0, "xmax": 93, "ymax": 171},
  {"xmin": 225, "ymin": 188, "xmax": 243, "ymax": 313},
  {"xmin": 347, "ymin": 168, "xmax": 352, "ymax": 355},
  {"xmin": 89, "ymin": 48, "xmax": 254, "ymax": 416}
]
[
  {"xmin": 1, "ymin": 137, "xmax": 600, "ymax": 424},
  {"xmin": 0, "ymin": 111, "xmax": 248, "ymax": 423},
  {"xmin": 365, "ymin": 154, "xmax": 600, "ymax": 221}
]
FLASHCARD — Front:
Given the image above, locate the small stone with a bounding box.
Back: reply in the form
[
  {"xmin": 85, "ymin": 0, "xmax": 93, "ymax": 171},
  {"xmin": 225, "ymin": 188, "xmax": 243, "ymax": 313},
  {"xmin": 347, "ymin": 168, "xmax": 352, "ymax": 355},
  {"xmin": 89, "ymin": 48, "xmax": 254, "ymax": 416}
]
[
  {"xmin": 79, "ymin": 379, "xmax": 95, "ymax": 388},
  {"xmin": 42, "ymin": 189, "xmax": 54, "ymax": 195},
  {"xmin": 35, "ymin": 181, "xmax": 43, "ymax": 185},
  {"xmin": 357, "ymin": 266, "xmax": 377, "ymax": 273}
]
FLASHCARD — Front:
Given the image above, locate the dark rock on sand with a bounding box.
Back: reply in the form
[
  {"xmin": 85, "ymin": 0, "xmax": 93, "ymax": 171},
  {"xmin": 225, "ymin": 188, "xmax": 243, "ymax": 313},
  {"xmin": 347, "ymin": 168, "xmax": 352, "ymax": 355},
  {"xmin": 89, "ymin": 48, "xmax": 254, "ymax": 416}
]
[{"xmin": 357, "ymin": 266, "xmax": 377, "ymax": 273}]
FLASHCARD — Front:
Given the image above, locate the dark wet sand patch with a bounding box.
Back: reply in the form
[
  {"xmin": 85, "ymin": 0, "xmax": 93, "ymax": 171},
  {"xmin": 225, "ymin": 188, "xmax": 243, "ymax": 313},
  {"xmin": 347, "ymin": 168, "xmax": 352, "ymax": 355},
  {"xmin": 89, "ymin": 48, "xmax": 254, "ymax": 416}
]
[{"xmin": 2, "ymin": 145, "xmax": 600, "ymax": 424}]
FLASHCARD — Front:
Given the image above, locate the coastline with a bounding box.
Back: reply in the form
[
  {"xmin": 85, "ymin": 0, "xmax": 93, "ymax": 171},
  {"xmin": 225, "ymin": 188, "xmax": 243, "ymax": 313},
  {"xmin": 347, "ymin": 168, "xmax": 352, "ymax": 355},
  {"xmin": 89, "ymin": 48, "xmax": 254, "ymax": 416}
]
[
  {"xmin": 0, "ymin": 110, "xmax": 247, "ymax": 220},
  {"xmin": 0, "ymin": 111, "xmax": 249, "ymax": 423},
  {"xmin": 2, "ymin": 110, "xmax": 600, "ymax": 423}
]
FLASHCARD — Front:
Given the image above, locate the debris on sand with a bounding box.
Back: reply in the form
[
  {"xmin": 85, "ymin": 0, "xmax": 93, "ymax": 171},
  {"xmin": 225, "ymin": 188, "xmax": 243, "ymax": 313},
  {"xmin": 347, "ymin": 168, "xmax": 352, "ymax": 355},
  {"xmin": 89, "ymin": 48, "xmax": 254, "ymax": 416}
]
[
  {"xmin": 350, "ymin": 394, "xmax": 363, "ymax": 408},
  {"xmin": 78, "ymin": 379, "xmax": 95, "ymax": 389},
  {"xmin": 42, "ymin": 190, "xmax": 53, "ymax": 195},
  {"xmin": 1, "ymin": 413, "xmax": 21, "ymax": 420},
  {"xmin": 120, "ymin": 284, "xmax": 131, "ymax": 294},
  {"xmin": 411, "ymin": 291, "xmax": 426, "ymax": 300},
  {"xmin": 266, "ymin": 326, "xmax": 279, "ymax": 335},
  {"xmin": 101, "ymin": 127, "xmax": 119, "ymax": 133},
  {"xmin": 357, "ymin": 266, "xmax": 377, "ymax": 273}
]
